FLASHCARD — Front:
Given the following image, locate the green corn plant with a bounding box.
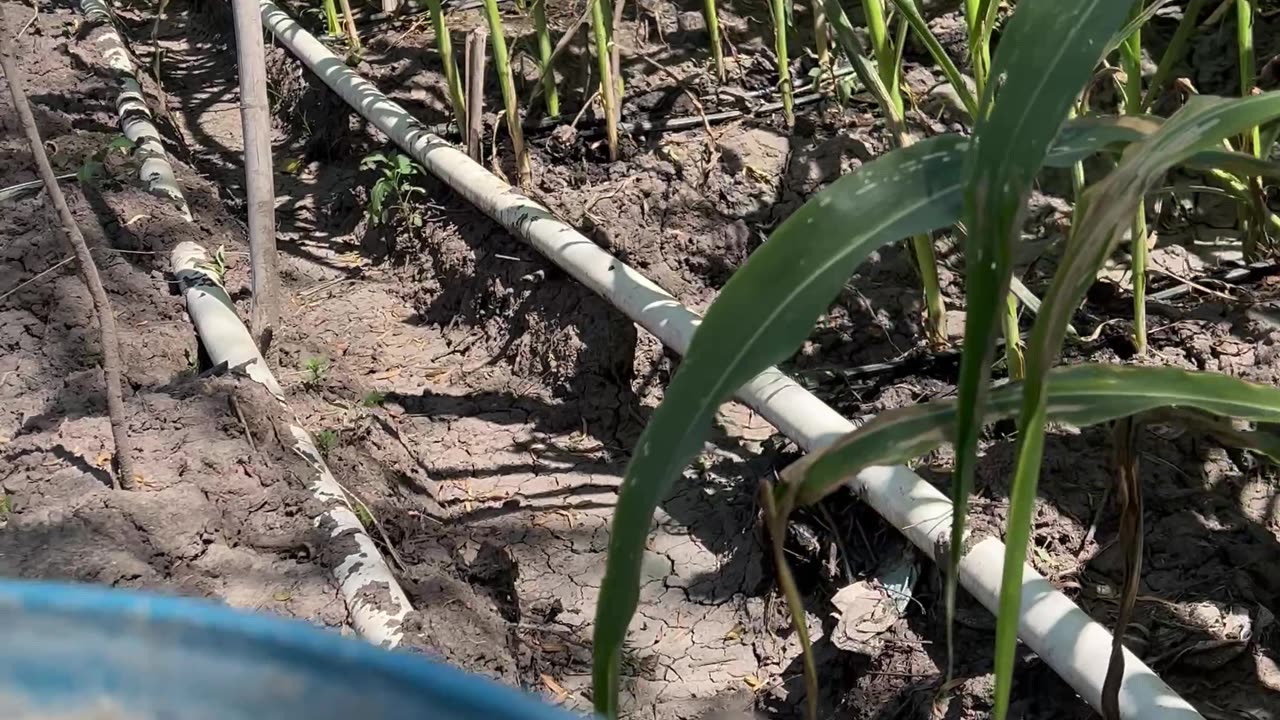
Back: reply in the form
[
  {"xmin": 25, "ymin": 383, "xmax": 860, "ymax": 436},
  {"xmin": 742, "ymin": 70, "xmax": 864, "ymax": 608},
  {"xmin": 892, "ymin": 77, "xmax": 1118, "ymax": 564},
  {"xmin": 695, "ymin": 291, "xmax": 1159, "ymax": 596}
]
[
  {"xmin": 1120, "ymin": 1, "xmax": 1150, "ymax": 354},
  {"xmin": 427, "ymin": 0, "xmax": 468, "ymax": 139},
  {"xmin": 830, "ymin": 0, "xmax": 948, "ymax": 346},
  {"xmin": 771, "ymin": 0, "xmax": 793, "ymax": 125},
  {"xmin": 588, "ymin": 87, "xmax": 1262, "ymax": 720},
  {"xmin": 590, "ymin": 0, "xmax": 620, "ymax": 160},
  {"xmin": 588, "ymin": 1, "xmax": 1280, "ymax": 719},
  {"xmin": 481, "ymin": 0, "xmax": 532, "ymax": 184},
  {"xmin": 531, "ymin": 0, "xmax": 558, "ymax": 116},
  {"xmin": 321, "ymin": 0, "xmax": 340, "ymax": 37},
  {"xmin": 704, "ymin": 0, "xmax": 725, "ymax": 82}
]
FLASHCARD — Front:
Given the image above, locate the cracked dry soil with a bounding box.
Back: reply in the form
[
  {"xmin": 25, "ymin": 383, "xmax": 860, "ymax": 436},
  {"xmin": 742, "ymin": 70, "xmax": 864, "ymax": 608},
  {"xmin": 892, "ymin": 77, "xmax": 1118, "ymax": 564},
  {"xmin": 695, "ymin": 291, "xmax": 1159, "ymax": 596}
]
[{"xmin": 4, "ymin": 1, "xmax": 1280, "ymax": 719}]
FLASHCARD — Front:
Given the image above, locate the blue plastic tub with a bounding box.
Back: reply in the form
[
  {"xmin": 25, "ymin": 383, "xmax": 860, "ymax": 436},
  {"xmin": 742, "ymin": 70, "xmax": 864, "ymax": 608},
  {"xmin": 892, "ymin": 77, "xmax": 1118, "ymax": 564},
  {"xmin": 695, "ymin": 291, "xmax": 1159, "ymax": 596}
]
[{"xmin": 0, "ymin": 580, "xmax": 582, "ymax": 719}]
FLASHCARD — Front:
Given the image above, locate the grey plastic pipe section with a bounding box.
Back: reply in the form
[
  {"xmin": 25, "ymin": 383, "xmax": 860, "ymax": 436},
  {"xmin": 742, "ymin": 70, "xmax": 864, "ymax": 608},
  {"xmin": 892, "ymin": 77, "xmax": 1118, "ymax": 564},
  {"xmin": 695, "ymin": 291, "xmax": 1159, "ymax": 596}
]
[
  {"xmin": 78, "ymin": 0, "xmax": 191, "ymax": 220},
  {"xmin": 258, "ymin": 2, "xmax": 1202, "ymax": 716},
  {"xmin": 171, "ymin": 243, "xmax": 412, "ymax": 647}
]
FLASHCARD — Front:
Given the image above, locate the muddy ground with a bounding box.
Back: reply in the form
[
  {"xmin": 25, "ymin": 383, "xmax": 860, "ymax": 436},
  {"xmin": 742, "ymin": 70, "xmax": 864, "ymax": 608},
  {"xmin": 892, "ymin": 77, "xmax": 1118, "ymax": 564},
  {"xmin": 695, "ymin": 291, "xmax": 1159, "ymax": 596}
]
[{"xmin": 2, "ymin": 0, "xmax": 1279, "ymax": 718}]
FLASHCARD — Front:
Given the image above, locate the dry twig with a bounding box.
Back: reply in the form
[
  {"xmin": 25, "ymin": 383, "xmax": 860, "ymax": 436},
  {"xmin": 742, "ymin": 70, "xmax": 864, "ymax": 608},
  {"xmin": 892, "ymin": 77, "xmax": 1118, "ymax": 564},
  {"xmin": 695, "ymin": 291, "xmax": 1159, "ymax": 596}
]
[{"xmin": 1, "ymin": 22, "xmax": 137, "ymax": 488}]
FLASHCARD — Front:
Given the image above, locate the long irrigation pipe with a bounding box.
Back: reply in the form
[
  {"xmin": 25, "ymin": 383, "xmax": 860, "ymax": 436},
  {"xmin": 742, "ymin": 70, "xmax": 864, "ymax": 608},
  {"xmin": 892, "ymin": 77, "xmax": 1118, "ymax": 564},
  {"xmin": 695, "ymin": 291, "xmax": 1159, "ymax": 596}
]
[
  {"xmin": 79, "ymin": 0, "xmax": 190, "ymax": 220},
  {"xmin": 257, "ymin": 2, "xmax": 1202, "ymax": 716},
  {"xmin": 73, "ymin": 0, "xmax": 412, "ymax": 649}
]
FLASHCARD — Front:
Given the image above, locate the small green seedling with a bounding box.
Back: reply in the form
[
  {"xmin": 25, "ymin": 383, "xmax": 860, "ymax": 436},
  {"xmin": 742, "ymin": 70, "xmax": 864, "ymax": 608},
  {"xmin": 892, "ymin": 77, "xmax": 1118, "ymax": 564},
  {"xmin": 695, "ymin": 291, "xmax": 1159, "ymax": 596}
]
[
  {"xmin": 313, "ymin": 428, "xmax": 338, "ymax": 455},
  {"xmin": 196, "ymin": 244, "xmax": 229, "ymax": 288},
  {"xmin": 77, "ymin": 135, "xmax": 136, "ymax": 186},
  {"xmin": 0, "ymin": 494, "xmax": 10, "ymax": 515},
  {"xmin": 360, "ymin": 152, "xmax": 425, "ymax": 228},
  {"xmin": 352, "ymin": 501, "xmax": 374, "ymax": 529},
  {"xmin": 361, "ymin": 390, "xmax": 387, "ymax": 407},
  {"xmin": 302, "ymin": 356, "xmax": 330, "ymax": 386}
]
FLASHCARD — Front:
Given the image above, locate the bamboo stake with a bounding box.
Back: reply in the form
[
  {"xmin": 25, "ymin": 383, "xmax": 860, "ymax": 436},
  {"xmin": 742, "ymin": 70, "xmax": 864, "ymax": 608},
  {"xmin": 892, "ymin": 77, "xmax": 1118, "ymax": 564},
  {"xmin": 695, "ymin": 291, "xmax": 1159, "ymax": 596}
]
[
  {"xmin": 465, "ymin": 26, "xmax": 488, "ymax": 161},
  {"xmin": 481, "ymin": 0, "xmax": 531, "ymax": 184},
  {"xmin": 232, "ymin": 0, "xmax": 280, "ymax": 351},
  {"xmin": 1, "ymin": 27, "xmax": 137, "ymax": 490},
  {"xmin": 338, "ymin": 0, "xmax": 361, "ymax": 50}
]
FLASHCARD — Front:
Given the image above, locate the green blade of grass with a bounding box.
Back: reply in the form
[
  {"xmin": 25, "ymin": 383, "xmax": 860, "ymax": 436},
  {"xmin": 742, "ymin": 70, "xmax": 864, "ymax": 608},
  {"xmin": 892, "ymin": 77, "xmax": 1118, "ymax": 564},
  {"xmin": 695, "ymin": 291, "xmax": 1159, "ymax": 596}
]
[
  {"xmin": 1002, "ymin": 90, "xmax": 1280, "ymax": 719},
  {"xmin": 781, "ymin": 363, "xmax": 1280, "ymax": 507},
  {"xmin": 950, "ymin": 0, "xmax": 1131, "ymax": 685}
]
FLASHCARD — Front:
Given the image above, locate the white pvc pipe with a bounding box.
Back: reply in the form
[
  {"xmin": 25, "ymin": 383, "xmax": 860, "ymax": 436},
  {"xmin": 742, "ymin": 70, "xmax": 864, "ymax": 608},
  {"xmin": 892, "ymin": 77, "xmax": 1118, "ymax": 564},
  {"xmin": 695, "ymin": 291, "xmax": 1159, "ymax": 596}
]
[
  {"xmin": 172, "ymin": 243, "xmax": 411, "ymax": 647},
  {"xmin": 80, "ymin": 0, "xmax": 191, "ymax": 220},
  {"xmin": 259, "ymin": 3, "xmax": 1201, "ymax": 716}
]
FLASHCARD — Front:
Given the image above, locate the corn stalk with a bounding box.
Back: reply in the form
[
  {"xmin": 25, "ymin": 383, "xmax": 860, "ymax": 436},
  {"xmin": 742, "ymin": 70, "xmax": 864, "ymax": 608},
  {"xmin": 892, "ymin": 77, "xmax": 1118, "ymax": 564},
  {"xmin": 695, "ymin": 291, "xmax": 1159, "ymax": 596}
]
[
  {"xmin": 590, "ymin": 0, "xmax": 619, "ymax": 160},
  {"xmin": 861, "ymin": 0, "xmax": 947, "ymax": 346},
  {"xmin": 1237, "ymin": 0, "xmax": 1265, "ymax": 259},
  {"xmin": 1120, "ymin": 1, "xmax": 1149, "ymax": 353},
  {"xmin": 772, "ymin": 0, "xmax": 793, "ymax": 125},
  {"xmin": 428, "ymin": 0, "xmax": 468, "ymax": 139},
  {"xmin": 704, "ymin": 0, "xmax": 725, "ymax": 82},
  {"xmin": 481, "ymin": 0, "xmax": 531, "ymax": 185},
  {"xmin": 322, "ymin": 0, "xmax": 340, "ymax": 36},
  {"xmin": 532, "ymin": 0, "xmax": 558, "ymax": 115},
  {"xmin": 338, "ymin": 0, "xmax": 361, "ymax": 50}
]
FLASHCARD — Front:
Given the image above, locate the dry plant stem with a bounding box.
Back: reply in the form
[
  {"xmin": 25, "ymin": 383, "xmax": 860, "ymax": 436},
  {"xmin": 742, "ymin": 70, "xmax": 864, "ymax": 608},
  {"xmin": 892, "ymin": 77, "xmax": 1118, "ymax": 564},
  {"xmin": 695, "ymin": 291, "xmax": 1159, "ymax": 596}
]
[
  {"xmin": 703, "ymin": 0, "xmax": 725, "ymax": 82},
  {"xmin": 760, "ymin": 483, "xmax": 817, "ymax": 720},
  {"xmin": 1101, "ymin": 416, "xmax": 1144, "ymax": 720},
  {"xmin": 150, "ymin": 0, "xmax": 168, "ymax": 92},
  {"xmin": 590, "ymin": 0, "xmax": 619, "ymax": 160},
  {"xmin": 481, "ymin": 0, "xmax": 531, "ymax": 185},
  {"xmin": 232, "ymin": 0, "xmax": 279, "ymax": 351},
  {"xmin": 338, "ymin": 0, "xmax": 360, "ymax": 49},
  {"xmin": 1, "ymin": 35, "xmax": 136, "ymax": 490},
  {"xmin": 465, "ymin": 27, "xmax": 487, "ymax": 161},
  {"xmin": 428, "ymin": 0, "xmax": 468, "ymax": 139},
  {"xmin": 531, "ymin": 0, "xmax": 558, "ymax": 115},
  {"xmin": 771, "ymin": 0, "xmax": 792, "ymax": 125}
]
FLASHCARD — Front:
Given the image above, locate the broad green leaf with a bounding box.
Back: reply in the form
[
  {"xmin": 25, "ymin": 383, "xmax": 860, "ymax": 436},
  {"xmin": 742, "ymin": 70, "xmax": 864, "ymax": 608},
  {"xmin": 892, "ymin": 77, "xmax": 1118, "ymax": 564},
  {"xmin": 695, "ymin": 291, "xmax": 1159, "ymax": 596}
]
[
  {"xmin": 888, "ymin": 0, "xmax": 978, "ymax": 118},
  {"xmin": 780, "ymin": 363, "xmax": 1280, "ymax": 507},
  {"xmin": 591, "ymin": 134, "xmax": 968, "ymax": 717},
  {"xmin": 952, "ymin": 0, "xmax": 1130, "ymax": 693},
  {"xmin": 588, "ymin": 107, "xmax": 1250, "ymax": 716},
  {"xmin": 1001, "ymin": 90, "xmax": 1280, "ymax": 720}
]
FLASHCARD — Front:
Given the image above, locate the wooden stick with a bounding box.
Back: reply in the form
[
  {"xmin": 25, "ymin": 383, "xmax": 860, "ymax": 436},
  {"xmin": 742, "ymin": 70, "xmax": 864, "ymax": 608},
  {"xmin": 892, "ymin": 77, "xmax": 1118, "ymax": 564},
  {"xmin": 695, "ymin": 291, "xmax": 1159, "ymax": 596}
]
[
  {"xmin": 1, "ymin": 24, "xmax": 136, "ymax": 489},
  {"xmin": 231, "ymin": 0, "xmax": 280, "ymax": 352},
  {"xmin": 465, "ymin": 26, "xmax": 488, "ymax": 161}
]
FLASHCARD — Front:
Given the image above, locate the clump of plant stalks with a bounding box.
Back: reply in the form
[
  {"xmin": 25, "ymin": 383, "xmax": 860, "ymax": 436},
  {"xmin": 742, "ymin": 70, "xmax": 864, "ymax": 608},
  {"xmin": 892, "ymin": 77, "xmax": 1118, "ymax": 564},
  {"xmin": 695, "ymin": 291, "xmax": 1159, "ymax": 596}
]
[
  {"xmin": 591, "ymin": 3, "xmax": 1280, "ymax": 720},
  {"xmin": 481, "ymin": 0, "xmax": 531, "ymax": 184}
]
